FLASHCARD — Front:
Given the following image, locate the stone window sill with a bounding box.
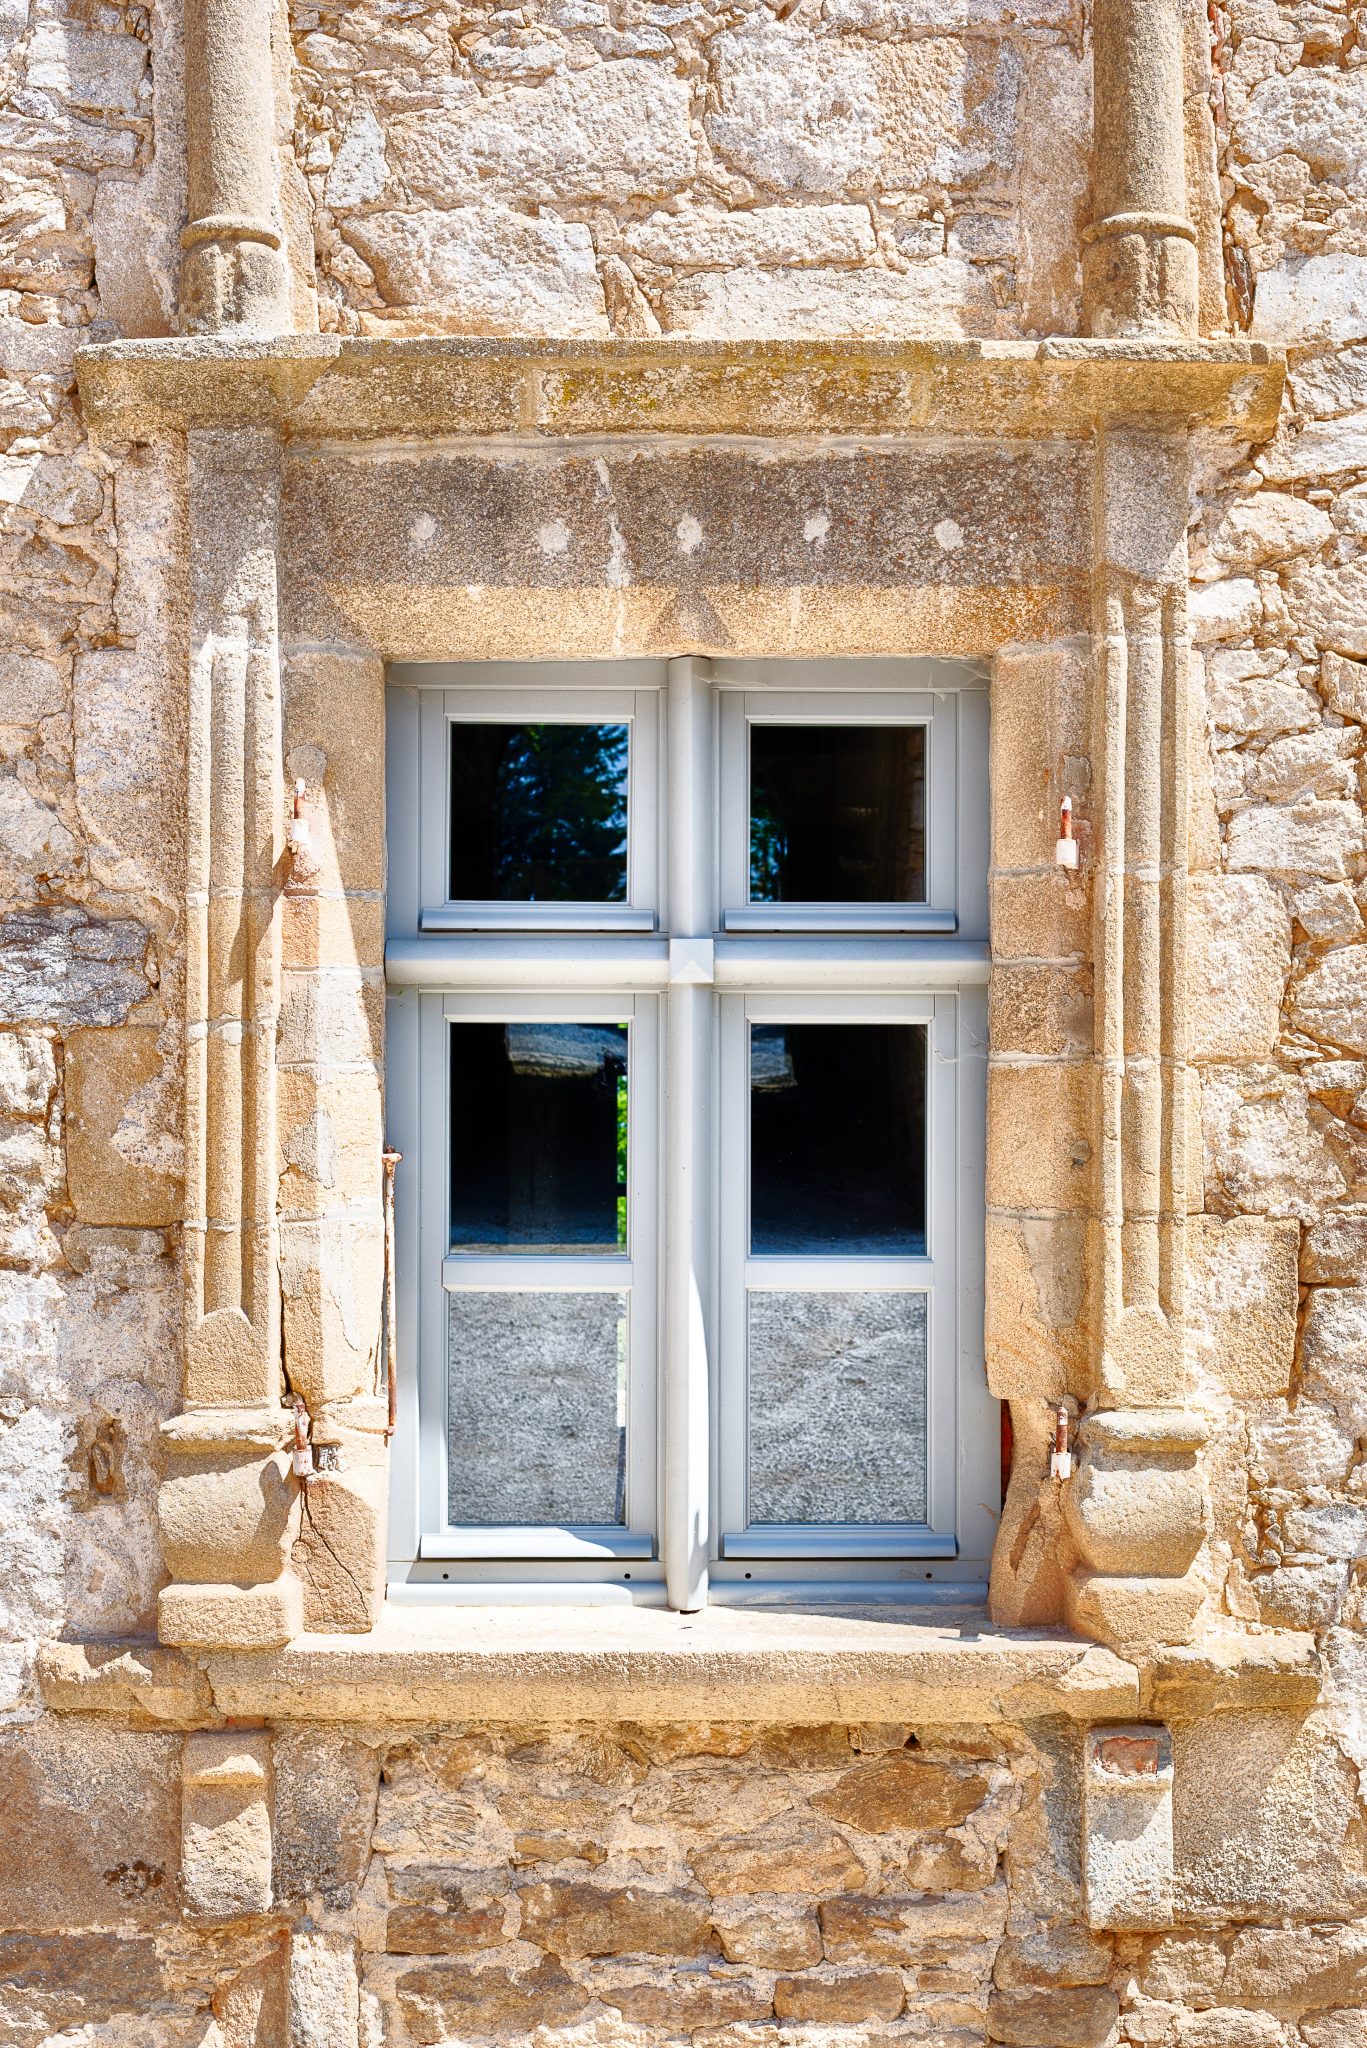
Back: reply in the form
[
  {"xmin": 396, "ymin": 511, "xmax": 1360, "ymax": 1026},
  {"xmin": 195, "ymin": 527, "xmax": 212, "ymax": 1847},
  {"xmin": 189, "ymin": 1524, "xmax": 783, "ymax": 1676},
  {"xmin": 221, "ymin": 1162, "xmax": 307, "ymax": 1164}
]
[{"xmin": 37, "ymin": 1608, "xmax": 1318, "ymax": 1728}]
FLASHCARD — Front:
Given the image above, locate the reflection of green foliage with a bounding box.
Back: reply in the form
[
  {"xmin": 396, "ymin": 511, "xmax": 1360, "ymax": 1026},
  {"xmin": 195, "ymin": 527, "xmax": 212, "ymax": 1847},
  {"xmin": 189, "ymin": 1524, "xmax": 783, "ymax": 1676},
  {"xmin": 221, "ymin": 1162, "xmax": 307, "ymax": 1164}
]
[
  {"xmin": 749, "ymin": 801, "xmax": 786, "ymax": 903},
  {"xmin": 616, "ymin": 1068, "xmax": 628, "ymax": 1249},
  {"xmin": 494, "ymin": 724, "xmax": 629, "ymax": 901}
]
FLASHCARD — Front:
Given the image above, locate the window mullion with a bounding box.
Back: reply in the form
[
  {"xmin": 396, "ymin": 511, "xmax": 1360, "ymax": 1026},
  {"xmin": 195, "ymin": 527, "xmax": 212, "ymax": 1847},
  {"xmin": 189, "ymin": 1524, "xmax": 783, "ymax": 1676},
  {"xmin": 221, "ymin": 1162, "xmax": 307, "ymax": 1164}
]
[{"xmin": 662, "ymin": 655, "xmax": 714, "ymax": 1614}]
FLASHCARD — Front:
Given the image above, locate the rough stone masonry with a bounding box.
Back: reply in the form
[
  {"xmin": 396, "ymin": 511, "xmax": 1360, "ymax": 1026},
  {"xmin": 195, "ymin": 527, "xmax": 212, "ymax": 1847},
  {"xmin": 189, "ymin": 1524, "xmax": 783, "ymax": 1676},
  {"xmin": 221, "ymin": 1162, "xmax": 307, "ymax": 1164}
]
[{"xmin": 3, "ymin": 0, "xmax": 1367, "ymax": 2043}]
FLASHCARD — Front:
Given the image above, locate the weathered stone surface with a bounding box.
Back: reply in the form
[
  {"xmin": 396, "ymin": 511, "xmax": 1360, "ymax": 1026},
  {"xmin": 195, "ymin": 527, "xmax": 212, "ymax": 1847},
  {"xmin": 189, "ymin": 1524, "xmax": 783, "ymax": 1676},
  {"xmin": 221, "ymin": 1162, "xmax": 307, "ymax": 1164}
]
[
  {"xmin": 273, "ymin": 1729, "xmax": 378, "ymax": 1907},
  {"xmin": 64, "ymin": 1025, "xmax": 180, "ymax": 1226},
  {"xmin": 517, "ymin": 1881, "xmax": 717, "ymax": 1959},
  {"xmin": 396, "ymin": 1957, "xmax": 589, "ymax": 2040},
  {"xmin": 774, "ymin": 1968, "xmax": 906, "ymax": 2021},
  {"xmin": 0, "ymin": 1722, "xmax": 179, "ymax": 1929},
  {"xmin": 343, "ymin": 209, "xmax": 608, "ymax": 334},
  {"xmin": 0, "ymin": 908, "xmax": 149, "ymax": 1028},
  {"xmin": 1189, "ymin": 875, "xmax": 1290, "ymax": 1060},
  {"xmin": 812, "ymin": 1755, "xmax": 993, "ymax": 1834},
  {"xmin": 820, "ymin": 1888, "xmax": 1009, "ymax": 1962},
  {"xmin": 710, "ymin": 1898, "xmax": 822, "ymax": 1969},
  {"xmin": 986, "ymin": 1985, "xmax": 1121, "ymax": 2046},
  {"xmin": 592, "ymin": 1966, "xmax": 773, "ymax": 2026},
  {"xmin": 1188, "ymin": 1215, "xmax": 1299, "ymax": 1398},
  {"xmin": 690, "ymin": 1812, "xmax": 867, "ymax": 1896}
]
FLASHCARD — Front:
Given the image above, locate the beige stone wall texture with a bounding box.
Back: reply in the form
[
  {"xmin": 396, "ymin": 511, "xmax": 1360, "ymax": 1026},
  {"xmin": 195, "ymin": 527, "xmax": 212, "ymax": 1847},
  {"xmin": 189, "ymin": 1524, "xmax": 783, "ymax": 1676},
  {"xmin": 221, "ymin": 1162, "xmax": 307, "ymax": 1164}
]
[{"xmin": 3, "ymin": 0, "xmax": 1367, "ymax": 2042}]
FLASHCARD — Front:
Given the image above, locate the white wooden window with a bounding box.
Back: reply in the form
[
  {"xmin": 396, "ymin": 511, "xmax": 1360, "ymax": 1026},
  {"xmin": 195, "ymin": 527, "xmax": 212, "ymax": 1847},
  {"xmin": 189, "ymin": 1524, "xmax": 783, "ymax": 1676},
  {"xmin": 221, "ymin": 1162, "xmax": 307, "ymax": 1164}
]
[{"xmin": 386, "ymin": 657, "xmax": 994, "ymax": 1606}]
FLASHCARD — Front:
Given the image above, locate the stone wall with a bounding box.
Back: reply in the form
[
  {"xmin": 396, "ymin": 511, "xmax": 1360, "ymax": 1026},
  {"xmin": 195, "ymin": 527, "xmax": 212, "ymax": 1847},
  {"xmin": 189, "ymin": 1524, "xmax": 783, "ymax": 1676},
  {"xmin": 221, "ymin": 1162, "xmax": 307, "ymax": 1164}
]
[
  {"xmin": 290, "ymin": 0, "xmax": 1093, "ymax": 339},
  {"xmin": 2, "ymin": 0, "xmax": 1367, "ymax": 2044},
  {"xmin": 6, "ymin": 1705, "xmax": 1367, "ymax": 2044}
]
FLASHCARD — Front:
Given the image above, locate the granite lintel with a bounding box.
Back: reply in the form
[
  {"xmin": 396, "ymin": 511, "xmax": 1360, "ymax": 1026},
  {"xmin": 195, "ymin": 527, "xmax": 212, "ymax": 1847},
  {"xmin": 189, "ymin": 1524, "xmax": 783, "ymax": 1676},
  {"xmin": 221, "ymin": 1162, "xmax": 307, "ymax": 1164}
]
[{"xmin": 74, "ymin": 333, "xmax": 1286, "ymax": 447}]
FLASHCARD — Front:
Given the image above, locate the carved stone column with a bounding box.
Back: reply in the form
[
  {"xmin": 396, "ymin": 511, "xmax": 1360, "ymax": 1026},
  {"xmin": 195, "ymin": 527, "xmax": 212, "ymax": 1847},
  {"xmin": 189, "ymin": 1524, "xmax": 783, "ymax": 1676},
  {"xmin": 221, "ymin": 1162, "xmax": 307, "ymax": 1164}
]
[
  {"xmin": 1084, "ymin": 0, "xmax": 1199, "ymax": 338},
  {"xmin": 1062, "ymin": 432, "xmax": 1208, "ymax": 1650},
  {"xmin": 159, "ymin": 429, "xmax": 302, "ymax": 1649},
  {"xmin": 179, "ymin": 0, "xmax": 292, "ymax": 333}
]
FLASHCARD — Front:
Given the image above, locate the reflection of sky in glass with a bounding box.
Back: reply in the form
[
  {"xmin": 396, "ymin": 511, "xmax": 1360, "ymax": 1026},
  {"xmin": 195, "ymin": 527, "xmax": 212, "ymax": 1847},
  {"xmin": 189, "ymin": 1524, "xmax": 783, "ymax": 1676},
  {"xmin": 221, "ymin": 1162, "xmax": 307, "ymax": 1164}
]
[
  {"xmin": 749, "ymin": 725, "xmax": 926, "ymax": 903},
  {"xmin": 450, "ymin": 1022, "xmax": 628, "ymax": 1253},
  {"xmin": 451, "ymin": 723, "xmax": 629, "ymax": 902}
]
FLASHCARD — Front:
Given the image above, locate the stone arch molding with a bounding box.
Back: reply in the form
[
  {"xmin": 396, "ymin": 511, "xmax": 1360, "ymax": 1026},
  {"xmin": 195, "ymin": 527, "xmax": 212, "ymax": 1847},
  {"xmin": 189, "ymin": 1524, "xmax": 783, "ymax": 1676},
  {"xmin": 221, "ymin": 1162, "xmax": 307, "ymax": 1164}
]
[{"xmin": 69, "ymin": 0, "xmax": 1286, "ymax": 1655}]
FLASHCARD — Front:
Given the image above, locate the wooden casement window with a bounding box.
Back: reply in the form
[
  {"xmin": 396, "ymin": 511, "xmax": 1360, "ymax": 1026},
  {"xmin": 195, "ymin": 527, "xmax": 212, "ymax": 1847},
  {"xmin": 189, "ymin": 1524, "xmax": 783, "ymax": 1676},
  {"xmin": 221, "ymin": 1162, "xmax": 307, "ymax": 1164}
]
[{"xmin": 385, "ymin": 658, "xmax": 996, "ymax": 1605}]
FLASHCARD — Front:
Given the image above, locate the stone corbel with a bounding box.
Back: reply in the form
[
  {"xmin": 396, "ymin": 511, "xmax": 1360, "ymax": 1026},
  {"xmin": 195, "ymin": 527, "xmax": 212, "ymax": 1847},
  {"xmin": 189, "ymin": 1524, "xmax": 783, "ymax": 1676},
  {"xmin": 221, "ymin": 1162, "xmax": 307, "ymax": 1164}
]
[
  {"xmin": 1085, "ymin": 0, "xmax": 1200, "ymax": 338},
  {"xmin": 179, "ymin": 0, "xmax": 292, "ymax": 334}
]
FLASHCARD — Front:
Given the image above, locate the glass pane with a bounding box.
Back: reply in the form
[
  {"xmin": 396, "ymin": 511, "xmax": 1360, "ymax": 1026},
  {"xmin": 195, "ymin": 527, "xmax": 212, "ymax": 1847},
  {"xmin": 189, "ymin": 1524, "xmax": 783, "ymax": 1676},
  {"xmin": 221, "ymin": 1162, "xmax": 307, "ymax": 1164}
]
[
  {"xmin": 450, "ymin": 722, "xmax": 629, "ymax": 902},
  {"xmin": 750, "ymin": 1023, "xmax": 925, "ymax": 1254},
  {"xmin": 748, "ymin": 1291, "xmax": 928, "ymax": 1524},
  {"xmin": 749, "ymin": 724, "xmax": 926, "ymax": 903},
  {"xmin": 448, "ymin": 1291, "xmax": 627, "ymax": 1525},
  {"xmin": 450, "ymin": 1022, "xmax": 628, "ymax": 1253}
]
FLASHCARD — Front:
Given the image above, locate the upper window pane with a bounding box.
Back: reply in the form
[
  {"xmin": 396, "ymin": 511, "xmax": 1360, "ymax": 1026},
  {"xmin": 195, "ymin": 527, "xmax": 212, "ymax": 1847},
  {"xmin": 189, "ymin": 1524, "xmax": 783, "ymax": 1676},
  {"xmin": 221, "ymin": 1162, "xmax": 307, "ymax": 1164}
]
[
  {"xmin": 750, "ymin": 1022, "xmax": 926, "ymax": 1255},
  {"xmin": 450, "ymin": 1021, "xmax": 628, "ymax": 1253},
  {"xmin": 450, "ymin": 722, "xmax": 629, "ymax": 902},
  {"xmin": 749, "ymin": 724, "xmax": 926, "ymax": 904}
]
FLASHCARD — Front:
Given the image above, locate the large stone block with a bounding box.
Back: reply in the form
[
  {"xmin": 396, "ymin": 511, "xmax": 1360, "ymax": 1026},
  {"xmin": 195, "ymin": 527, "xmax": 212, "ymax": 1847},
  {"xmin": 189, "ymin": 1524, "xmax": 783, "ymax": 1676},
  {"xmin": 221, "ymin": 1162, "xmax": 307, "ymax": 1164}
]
[
  {"xmin": 1080, "ymin": 1725, "xmax": 1173, "ymax": 1932},
  {"xmin": 274, "ymin": 1729, "xmax": 379, "ymax": 1908},
  {"xmin": 181, "ymin": 1729, "xmax": 274, "ymax": 1919},
  {"xmin": 1188, "ymin": 875, "xmax": 1290, "ymax": 1060},
  {"xmin": 986, "ymin": 1063, "xmax": 1096, "ymax": 1213},
  {"xmin": 344, "ymin": 209, "xmax": 608, "ymax": 334},
  {"xmin": 65, "ymin": 1024, "xmax": 180, "ymax": 1226},
  {"xmin": 0, "ymin": 1721, "xmax": 180, "ymax": 1929},
  {"xmin": 1188, "ymin": 1214, "xmax": 1299, "ymax": 1398}
]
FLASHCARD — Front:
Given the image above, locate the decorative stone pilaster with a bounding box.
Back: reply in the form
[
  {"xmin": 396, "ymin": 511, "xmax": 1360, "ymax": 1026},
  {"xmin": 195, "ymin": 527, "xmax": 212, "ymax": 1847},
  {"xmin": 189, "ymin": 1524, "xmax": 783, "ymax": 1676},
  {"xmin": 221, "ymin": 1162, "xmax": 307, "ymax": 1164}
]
[
  {"xmin": 179, "ymin": 0, "xmax": 292, "ymax": 333},
  {"xmin": 159, "ymin": 428, "xmax": 303, "ymax": 1649},
  {"xmin": 1084, "ymin": 0, "xmax": 1199, "ymax": 338},
  {"xmin": 1065, "ymin": 432, "xmax": 1208, "ymax": 1651}
]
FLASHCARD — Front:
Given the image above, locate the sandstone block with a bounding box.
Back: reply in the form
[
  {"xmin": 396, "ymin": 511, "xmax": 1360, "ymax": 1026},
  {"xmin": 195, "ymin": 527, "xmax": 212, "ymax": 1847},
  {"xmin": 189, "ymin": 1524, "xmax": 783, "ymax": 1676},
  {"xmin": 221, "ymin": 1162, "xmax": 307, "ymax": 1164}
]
[
  {"xmin": 994, "ymin": 1926, "xmax": 1113, "ymax": 1990},
  {"xmin": 1224, "ymin": 1922, "xmax": 1367, "ymax": 2015},
  {"xmin": 0, "ymin": 1027, "xmax": 55, "ymax": 1117},
  {"xmin": 1292, "ymin": 946, "xmax": 1367, "ymax": 1054},
  {"xmin": 690, "ymin": 1812, "xmax": 866, "ymax": 1896},
  {"xmin": 773, "ymin": 1968, "xmax": 905, "ymax": 2020},
  {"xmin": 0, "ymin": 1721, "xmax": 179, "ymax": 1929},
  {"xmin": 593, "ymin": 1967, "xmax": 773, "ymax": 2026},
  {"xmin": 1202, "ymin": 1065, "xmax": 1348, "ymax": 1219},
  {"xmin": 343, "ymin": 209, "xmax": 607, "ymax": 335},
  {"xmin": 986, "ymin": 1063, "xmax": 1095, "ymax": 1212},
  {"xmin": 1209, "ymin": 491, "xmax": 1334, "ymax": 567},
  {"xmin": 181, "ymin": 1729, "xmax": 274, "ymax": 1918},
  {"xmin": 274, "ymin": 1729, "xmax": 379, "ymax": 1908},
  {"xmin": 990, "ymin": 963, "xmax": 1092, "ymax": 1058},
  {"xmin": 1302, "ymin": 1214, "xmax": 1367, "ymax": 1281},
  {"xmin": 1188, "ymin": 1215, "xmax": 1298, "ymax": 1398},
  {"xmin": 1247, "ymin": 729, "xmax": 1359, "ymax": 804},
  {"xmin": 158, "ymin": 1574, "xmax": 304, "ymax": 1650},
  {"xmin": 706, "ymin": 19, "xmax": 880, "ymax": 195},
  {"xmin": 294, "ymin": 1462, "xmax": 388, "ymax": 1633},
  {"xmin": 1188, "ymin": 874, "xmax": 1290, "ymax": 1060},
  {"xmin": 0, "ymin": 1932, "xmax": 167, "ymax": 2037},
  {"xmin": 984, "ymin": 1212, "xmax": 1093, "ymax": 1400},
  {"xmin": 710, "ymin": 1898, "xmax": 821, "ymax": 1969},
  {"xmin": 387, "ymin": 62, "xmax": 693, "ymax": 208},
  {"xmin": 1081, "ymin": 1725, "xmax": 1173, "ymax": 1932},
  {"xmin": 1204, "ymin": 650, "xmax": 1319, "ymax": 741},
  {"xmin": 811, "ymin": 1755, "xmax": 992, "ymax": 1834},
  {"xmin": 65, "ymin": 1024, "xmax": 180, "ymax": 1226},
  {"xmin": 386, "ymin": 1901, "xmax": 509, "ymax": 1953},
  {"xmin": 517, "ymin": 1880, "xmax": 716, "ymax": 1959},
  {"xmin": 986, "ymin": 1984, "xmax": 1121, "ymax": 2046},
  {"xmin": 1286, "ymin": 558, "xmax": 1367, "ymax": 660},
  {"xmin": 0, "ymin": 651, "xmax": 65, "ymax": 723},
  {"xmin": 0, "ymin": 907, "xmax": 149, "ymax": 1029},
  {"xmin": 396, "ymin": 1958, "xmax": 588, "ymax": 2040},
  {"xmin": 1190, "ymin": 577, "xmax": 1261, "ymax": 643},
  {"xmin": 1265, "ymin": 417, "xmax": 1367, "ymax": 484},
  {"xmin": 820, "ymin": 1888, "xmax": 1008, "ymax": 1963}
]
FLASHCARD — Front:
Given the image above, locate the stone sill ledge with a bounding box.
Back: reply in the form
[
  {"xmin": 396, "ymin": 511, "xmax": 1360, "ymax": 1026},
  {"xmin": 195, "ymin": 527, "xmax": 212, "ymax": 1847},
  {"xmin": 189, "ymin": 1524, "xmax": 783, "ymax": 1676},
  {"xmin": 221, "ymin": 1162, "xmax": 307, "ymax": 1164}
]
[
  {"xmin": 74, "ymin": 332, "xmax": 1285, "ymax": 446},
  {"xmin": 37, "ymin": 1610, "xmax": 1318, "ymax": 1729}
]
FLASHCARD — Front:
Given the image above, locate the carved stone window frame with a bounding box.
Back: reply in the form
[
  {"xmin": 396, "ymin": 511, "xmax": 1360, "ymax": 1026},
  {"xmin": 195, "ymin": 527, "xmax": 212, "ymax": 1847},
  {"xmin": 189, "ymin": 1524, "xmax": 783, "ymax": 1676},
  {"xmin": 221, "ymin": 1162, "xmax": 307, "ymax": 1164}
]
[{"xmin": 70, "ymin": 0, "xmax": 1288, "ymax": 1660}]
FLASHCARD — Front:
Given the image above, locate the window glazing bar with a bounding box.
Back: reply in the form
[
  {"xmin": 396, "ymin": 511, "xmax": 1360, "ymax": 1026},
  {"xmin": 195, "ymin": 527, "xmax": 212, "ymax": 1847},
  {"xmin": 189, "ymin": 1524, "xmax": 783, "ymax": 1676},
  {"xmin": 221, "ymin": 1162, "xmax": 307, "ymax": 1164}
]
[{"xmin": 663, "ymin": 656, "xmax": 713, "ymax": 1613}]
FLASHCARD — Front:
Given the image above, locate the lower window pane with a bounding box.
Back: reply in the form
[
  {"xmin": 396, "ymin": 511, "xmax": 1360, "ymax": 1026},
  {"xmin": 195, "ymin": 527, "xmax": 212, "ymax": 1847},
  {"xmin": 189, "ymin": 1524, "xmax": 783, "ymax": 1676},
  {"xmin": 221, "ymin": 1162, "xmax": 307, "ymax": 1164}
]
[
  {"xmin": 747, "ymin": 1291, "xmax": 928, "ymax": 1524},
  {"xmin": 447, "ymin": 1292, "xmax": 627, "ymax": 1526}
]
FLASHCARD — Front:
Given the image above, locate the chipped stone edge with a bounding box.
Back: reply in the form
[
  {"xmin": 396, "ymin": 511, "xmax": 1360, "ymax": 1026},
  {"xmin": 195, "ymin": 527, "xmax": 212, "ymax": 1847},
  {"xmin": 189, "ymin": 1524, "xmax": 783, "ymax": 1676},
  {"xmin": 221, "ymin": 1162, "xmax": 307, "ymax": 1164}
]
[{"xmin": 72, "ymin": 334, "xmax": 1287, "ymax": 446}]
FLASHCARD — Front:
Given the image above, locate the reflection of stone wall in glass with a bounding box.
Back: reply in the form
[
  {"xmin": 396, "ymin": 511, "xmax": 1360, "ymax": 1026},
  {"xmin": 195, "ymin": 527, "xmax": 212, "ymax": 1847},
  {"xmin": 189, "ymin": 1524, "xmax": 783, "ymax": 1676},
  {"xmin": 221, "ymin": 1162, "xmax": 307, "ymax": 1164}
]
[
  {"xmin": 448, "ymin": 1292, "xmax": 627, "ymax": 1526},
  {"xmin": 748, "ymin": 1293, "xmax": 927, "ymax": 1525}
]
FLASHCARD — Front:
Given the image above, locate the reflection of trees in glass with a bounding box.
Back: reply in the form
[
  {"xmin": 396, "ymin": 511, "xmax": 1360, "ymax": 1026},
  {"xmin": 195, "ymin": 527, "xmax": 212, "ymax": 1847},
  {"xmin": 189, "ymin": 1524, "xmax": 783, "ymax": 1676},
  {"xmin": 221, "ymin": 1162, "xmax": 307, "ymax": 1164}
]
[
  {"xmin": 451, "ymin": 723, "xmax": 629, "ymax": 902},
  {"xmin": 748, "ymin": 725, "xmax": 926, "ymax": 904}
]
